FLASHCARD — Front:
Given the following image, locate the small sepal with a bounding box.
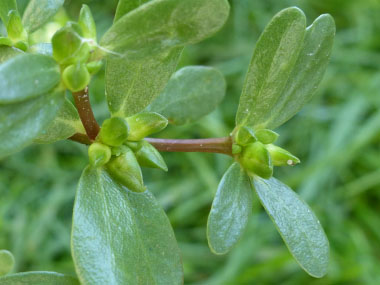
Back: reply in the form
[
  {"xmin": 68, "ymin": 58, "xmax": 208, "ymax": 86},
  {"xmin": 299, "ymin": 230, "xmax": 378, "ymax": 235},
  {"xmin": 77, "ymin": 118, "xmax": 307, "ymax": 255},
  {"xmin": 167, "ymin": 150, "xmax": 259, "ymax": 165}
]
[
  {"xmin": 239, "ymin": 141, "xmax": 273, "ymax": 179},
  {"xmin": 88, "ymin": 142, "xmax": 111, "ymax": 167},
  {"xmin": 234, "ymin": 126, "xmax": 256, "ymax": 146},
  {"xmin": 135, "ymin": 141, "xmax": 168, "ymax": 171},
  {"xmin": 106, "ymin": 146, "xmax": 145, "ymax": 192},
  {"xmin": 256, "ymin": 129, "xmax": 279, "ymax": 144},
  {"xmin": 126, "ymin": 112, "xmax": 168, "ymax": 141},
  {"xmin": 97, "ymin": 117, "xmax": 129, "ymax": 147},
  {"xmin": 62, "ymin": 63, "xmax": 91, "ymax": 92},
  {"xmin": 266, "ymin": 144, "xmax": 300, "ymax": 166}
]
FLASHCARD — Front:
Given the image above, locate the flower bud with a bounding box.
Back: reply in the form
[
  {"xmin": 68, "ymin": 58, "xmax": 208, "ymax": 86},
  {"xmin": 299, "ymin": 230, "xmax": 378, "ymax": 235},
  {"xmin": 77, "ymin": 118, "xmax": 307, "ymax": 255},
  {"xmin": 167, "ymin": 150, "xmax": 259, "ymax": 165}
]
[
  {"xmin": 232, "ymin": 144, "xmax": 242, "ymax": 154},
  {"xmin": 52, "ymin": 22, "xmax": 90, "ymax": 65},
  {"xmin": 256, "ymin": 129, "xmax": 279, "ymax": 144},
  {"xmin": 234, "ymin": 126, "xmax": 256, "ymax": 146},
  {"xmin": 78, "ymin": 4, "xmax": 97, "ymax": 41},
  {"xmin": 240, "ymin": 141, "xmax": 273, "ymax": 179},
  {"xmin": 126, "ymin": 112, "xmax": 168, "ymax": 141},
  {"xmin": 62, "ymin": 63, "xmax": 91, "ymax": 92},
  {"xmin": 134, "ymin": 141, "xmax": 168, "ymax": 171},
  {"xmin": 86, "ymin": 60, "xmax": 103, "ymax": 74},
  {"xmin": 106, "ymin": 147, "xmax": 145, "ymax": 192},
  {"xmin": 97, "ymin": 117, "xmax": 129, "ymax": 147},
  {"xmin": 266, "ymin": 144, "xmax": 300, "ymax": 166},
  {"xmin": 0, "ymin": 37, "xmax": 13, "ymax": 47},
  {"xmin": 88, "ymin": 142, "xmax": 111, "ymax": 167}
]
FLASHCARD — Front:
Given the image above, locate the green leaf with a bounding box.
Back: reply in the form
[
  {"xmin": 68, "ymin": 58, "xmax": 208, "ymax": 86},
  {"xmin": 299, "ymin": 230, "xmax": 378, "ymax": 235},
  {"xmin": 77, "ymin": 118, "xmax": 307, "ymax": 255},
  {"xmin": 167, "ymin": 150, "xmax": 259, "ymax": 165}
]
[
  {"xmin": 114, "ymin": 0, "xmax": 152, "ymax": 22},
  {"xmin": 72, "ymin": 167, "xmax": 183, "ymax": 285},
  {"xmin": 0, "ymin": 91, "xmax": 64, "ymax": 159},
  {"xmin": 0, "ymin": 272, "xmax": 79, "ymax": 284},
  {"xmin": 207, "ymin": 163, "xmax": 252, "ymax": 254},
  {"xmin": 262, "ymin": 14, "xmax": 335, "ymax": 129},
  {"xmin": 0, "ymin": 54, "xmax": 60, "ymax": 104},
  {"xmin": 100, "ymin": 0, "xmax": 230, "ymax": 57},
  {"xmin": 0, "ymin": 250, "xmax": 14, "ymax": 276},
  {"xmin": 253, "ymin": 177, "xmax": 329, "ymax": 278},
  {"xmin": 105, "ymin": 48, "xmax": 182, "ymax": 116},
  {"xmin": 34, "ymin": 98, "xmax": 85, "ymax": 144},
  {"xmin": 0, "ymin": 0, "xmax": 17, "ymax": 26},
  {"xmin": 146, "ymin": 66, "xmax": 226, "ymax": 125},
  {"xmin": 235, "ymin": 7, "xmax": 306, "ymax": 129},
  {"xmin": 0, "ymin": 46, "xmax": 22, "ymax": 64},
  {"xmin": 22, "ymin": 0, "xmax": 64, "ymax": 33}
]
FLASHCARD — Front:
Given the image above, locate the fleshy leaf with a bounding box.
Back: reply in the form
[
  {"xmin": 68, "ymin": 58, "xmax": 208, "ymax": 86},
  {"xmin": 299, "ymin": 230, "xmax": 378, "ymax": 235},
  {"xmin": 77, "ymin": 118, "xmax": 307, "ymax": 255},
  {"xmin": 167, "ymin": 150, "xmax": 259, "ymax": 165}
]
[
  {"xmin": 114, "ymin": 0, "xmax": 152, "ymax": 22},
  {"xmin": 0, "ymin": 46, "xmax": 22, "ymax": 64},
  {"xmin": 207, "ymin": 163, "xmax": 252, "ymax": 254},
  {"xmin": 146, "ymin": 66, "xmax": 226, "ymax": 125},
  {"xmin": 22, "ymin": 0, "xmax": 65, "ymax": 33},
  {"xmin": 34, "ymin": 98, "xmax": 85, "ymax": 144},
  {"xmin": 105, "ymin": 48, "xmax": 182, "ymax": 116},
  {"xmin": 0, "ymin": 91, "xmax": 64, "ymax": 159},
  {"xmin": 0, "ymin": 54, "xmax": 60, "ymax": 104},
  {"xmin": 72, "ymin": 166, "xmax": 183, "ymax": 285},
  {"xmin": 0, "ymin": 0, "xmax": 17, "ymax": 26},
  {"xmin": 0, "ymin": 272, "xmax": 79, "ymax": 284},
  {"xmin": 100, "ymin": 0, "xmax": 230, "ymax": 58},
  {"xmin": 253, "ymin": 177, "xmax": 329, "ymax": 278},
  {"xmin": 263, "ymin": 14, "xmax": 336, "ymax": 129},
  {"xmin": 0, "ymin": 250, "xmax": 14, "ymax": 276},
  {"xmin": 235, "ymin": 7, "xmax": 306, "ymax": 129}
]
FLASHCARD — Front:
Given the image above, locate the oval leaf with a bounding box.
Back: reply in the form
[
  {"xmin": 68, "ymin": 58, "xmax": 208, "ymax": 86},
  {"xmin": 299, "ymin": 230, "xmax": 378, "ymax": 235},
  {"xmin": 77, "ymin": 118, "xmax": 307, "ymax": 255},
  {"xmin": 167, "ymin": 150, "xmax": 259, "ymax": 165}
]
[
  {"xmin": 114, "ymin": 0, "xmax": 152, "ymax": 22},
  {"xmin": 207, "ymin": 163, "xmax": 253, "ymax": 254},
  {"xmin": 0, "ymin": 272, "xmax": 79, "ymax": 285},
  {"xmin": 34, "ymin": 98, "xmax": 85, "ymax": 144},
  {"xmin": 100, "ymin": 0, "xmax": 230, "ymax": 57},
  {"xmin": 263, "ymin": 14, "xmax": 335, "ymax": 129},
  {"xmin": 235, "ymin": 7, "xmax": 306, "ymax": 129},
  {"xmin": 0, "ymin": 91, "xmax": 64, "ymax": 159},
  {"xmin": 253, "ymin": 177, "xmax": 329, "ymax": 278},
  {"xmin": 72, "ymin": 167, "xmax": 183, "ymax": 285},
  {"xmin": 22, "ymin": 0, "xmax": 64, "ymax": 33},
  {"xmin": 106, "ymin": 48, "xmax": 182, "ymax": 116},
  {"xmin": 146, "ymin": 66, "xmax": 226, "ymax": 125},
  {"xmin": 0, "ymin": 54, "xmax": 60, "ymax": 104},
  {"xmin": 0, "ymin": 250, "xmax": 14, "ymax": 276}
]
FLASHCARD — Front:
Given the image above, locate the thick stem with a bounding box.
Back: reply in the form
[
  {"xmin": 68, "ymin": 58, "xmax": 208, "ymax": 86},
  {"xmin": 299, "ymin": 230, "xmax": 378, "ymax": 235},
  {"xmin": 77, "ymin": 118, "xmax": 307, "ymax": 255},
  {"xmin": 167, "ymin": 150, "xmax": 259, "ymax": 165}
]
[
  {"xmin": 69, "ymin": 133, "xmax": 92, "ymax": 145},
  {"xmin": 72, "ymin": 87, "xmax": 100, "ymax": 140},
  {"xmin": 145, "ymin": 137, "xmax": 233, "ymax": 156}
]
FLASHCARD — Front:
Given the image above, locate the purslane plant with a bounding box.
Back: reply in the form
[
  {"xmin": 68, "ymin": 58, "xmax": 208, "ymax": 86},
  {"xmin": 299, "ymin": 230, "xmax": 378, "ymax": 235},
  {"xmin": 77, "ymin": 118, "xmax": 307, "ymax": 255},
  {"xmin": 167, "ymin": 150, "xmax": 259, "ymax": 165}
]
[{"xmin": 0, "ymin": 0, "xmax": 335, "ymax": 284}]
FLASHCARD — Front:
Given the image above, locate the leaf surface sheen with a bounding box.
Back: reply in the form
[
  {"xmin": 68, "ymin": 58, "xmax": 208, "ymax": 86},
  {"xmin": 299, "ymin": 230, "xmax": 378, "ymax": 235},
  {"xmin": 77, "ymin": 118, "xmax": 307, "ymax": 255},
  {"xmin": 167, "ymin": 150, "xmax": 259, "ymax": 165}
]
[
  {"xmin": 114, "ymin": 0, "xmax": 152, "ymax": 22},
  {"xmin": 0, "ymin": 271, "xmax": 79, "ymax": 285},
  {"xmin": 207, "ymin": 163, "xmax": 253, "ymax": 254},
  {"xmin": 253, "ymin": 177, "xmax": 329, "ymax": 278},
  {"xmin": 72, "ymin": 167, "xmax": 183, "ymax": 285}
]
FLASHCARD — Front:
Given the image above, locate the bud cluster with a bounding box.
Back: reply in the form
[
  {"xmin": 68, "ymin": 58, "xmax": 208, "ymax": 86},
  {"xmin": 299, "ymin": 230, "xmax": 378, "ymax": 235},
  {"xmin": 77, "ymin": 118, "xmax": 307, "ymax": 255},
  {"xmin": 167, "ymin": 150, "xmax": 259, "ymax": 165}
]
[
  {"xmin": 87, "ymin": 113, "xmax": 168, "ymax": 192},
  {"xmin": 234, "ymin": 126, "xmax": 300, "ymax": 179}
]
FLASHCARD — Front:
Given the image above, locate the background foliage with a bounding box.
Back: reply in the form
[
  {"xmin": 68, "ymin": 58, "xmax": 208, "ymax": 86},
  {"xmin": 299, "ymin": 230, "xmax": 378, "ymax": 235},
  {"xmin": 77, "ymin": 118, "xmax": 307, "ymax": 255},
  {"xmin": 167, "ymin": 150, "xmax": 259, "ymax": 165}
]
[{"xmin": 1, "ymin": 0, "xmax": 380, "ymax": 283}]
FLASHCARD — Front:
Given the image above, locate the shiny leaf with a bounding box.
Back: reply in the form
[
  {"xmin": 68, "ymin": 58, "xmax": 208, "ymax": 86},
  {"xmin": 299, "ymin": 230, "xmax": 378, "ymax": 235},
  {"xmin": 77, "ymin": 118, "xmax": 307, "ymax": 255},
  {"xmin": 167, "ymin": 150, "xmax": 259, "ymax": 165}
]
[
  {"xmin": 100, "ymin": 0, "xmax": 230, "ymax": 58},
  {"xmin": 0, "ymin": 272, "xmax": 79, "ymax": 284},
  {"xmin": 146, "ymin": 66, "xmax": 226, "ymax": 125},
  {"xmin": 0, "ymin": 54, "xmax": 60, "ymax": 104},
  {"xmin": 22, "ymin": 0, "xmax": 64, "ymax": 33},
  {"xmin": 72, "ymin": 167, "xmax": 183, "ymax": 285},
  {"xmin": 253, "ymin": 177, "xmax": 329, "ymax": 278},
  {"xmin": 0, "ymin": 91, "xmax": 64, "ymax": 159},
  {"xmin": 235, "ymin": 7, "xmax": 306, "ymax": 129},
  {"xmin": 207, "ymin": 163, "xmax": 252, "ymax": 254}
]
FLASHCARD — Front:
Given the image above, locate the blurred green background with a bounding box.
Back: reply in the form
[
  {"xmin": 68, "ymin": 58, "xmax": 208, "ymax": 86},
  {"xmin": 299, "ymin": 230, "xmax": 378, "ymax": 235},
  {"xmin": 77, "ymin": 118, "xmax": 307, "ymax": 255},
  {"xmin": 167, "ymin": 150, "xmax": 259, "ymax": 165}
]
[{"xmin": 1, "ymin": 0, "xmax": 380, "ymax": 283}]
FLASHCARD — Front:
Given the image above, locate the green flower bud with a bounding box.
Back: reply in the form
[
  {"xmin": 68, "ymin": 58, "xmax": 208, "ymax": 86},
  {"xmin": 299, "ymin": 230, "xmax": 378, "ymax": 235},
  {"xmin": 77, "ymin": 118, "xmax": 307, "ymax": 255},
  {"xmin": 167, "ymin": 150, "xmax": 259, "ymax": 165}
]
[
  {"xmin": 78, "ymin": 4, "xmax": 97, "ymax": 41},
  {"xmin": 88, "ymin": 142, "xmax": 111, "ymax": 167},
  {"xmin": 125, "ymin": 141, "xmax": 140, "ymax": 151},
  {"xmin": 240, "ymin": 141, "xmax": 273, "ymax": 179},
  {"xmin": 52, "ymin": 22, "xmax": 90, "ymax": 65},
  {"xmin": 62, "ymin": 63, "xmax": 91, "ymax": 92},
  {"xmin": 7, "ymin": 10, "xmax": 27, "ymax": 42},
  {"xmin": 234, "ymin": 126, "xmax": 256, "ymax": 146},
  {"xmin": 14, "ymin": 40, "xmax": 28, "ymax": 51},
  {"xmin": 134, "ymin": 141, "xmax": 168, "ymax": 171},
  {"xmin": 256, "ymin": 129, "xmax": 279, "ymax": 144},
  {"xmin": 126, "ymin": 112, "xmax": 168, "ymax": 141},
  {"xmin": 0, "ymin": 37, "xmax": 13, "ymax": 47},
  {"xmin": 232, "ymin": 144, "xmax": 242, "ymax": 154},
  {"xmin": 98, "ymin": 117, "xmax": 129, "ymax": 147},
  {"xmin": 266, "ymin": 144, "xmax": 300, "ymax": 166},
  {"xmin": 106, "ymin": 147, "xmax": 145, "ymax": 193},
  {"xmin": 86, "ymin": 60, "xmax": 103, "ymax": 74}
]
